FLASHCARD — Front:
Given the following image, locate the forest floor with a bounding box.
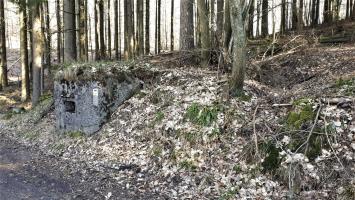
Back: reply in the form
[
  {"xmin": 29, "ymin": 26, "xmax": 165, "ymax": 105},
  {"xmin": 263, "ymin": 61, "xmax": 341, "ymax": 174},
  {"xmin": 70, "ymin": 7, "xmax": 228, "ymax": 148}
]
[{"xmin": 0, "ymin": 32, "xmax": 355, "ymax": 199}]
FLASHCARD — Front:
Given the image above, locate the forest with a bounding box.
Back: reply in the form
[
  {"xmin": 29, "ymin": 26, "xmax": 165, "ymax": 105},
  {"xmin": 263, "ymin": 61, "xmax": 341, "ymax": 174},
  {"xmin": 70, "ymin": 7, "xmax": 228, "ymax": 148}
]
[{"xmin": 0, "ymin": 0, "xmax": 354, "ymax": 199}]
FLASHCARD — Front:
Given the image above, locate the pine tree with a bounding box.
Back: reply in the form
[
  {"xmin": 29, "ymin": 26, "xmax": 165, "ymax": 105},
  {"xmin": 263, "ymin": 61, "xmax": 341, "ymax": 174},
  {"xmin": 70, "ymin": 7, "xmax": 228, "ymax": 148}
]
[
  {"xmin": 63, "ymin": 0, "xmax": 77, "ymax": 61},
  {"xmin": 32, "ymin": 2, "xmax": 44, "ymax": 106},
  {"xmin": 145, "ymin": 0, "xmax": 150, "ymax": 54},
  {"xmin": 0, "ymin": 0, "xmax": 7, "ymax": 90},
  {"xmin": 180, "ymin": 0, "xmax": 194, "ymax": 50},
  {"xmin": 19, "ymin": 1, "xmax": 30, "ymax": 101},
  {"xmin": 197, "ymin": 0, "xmax": 211, "ymax": 67}
]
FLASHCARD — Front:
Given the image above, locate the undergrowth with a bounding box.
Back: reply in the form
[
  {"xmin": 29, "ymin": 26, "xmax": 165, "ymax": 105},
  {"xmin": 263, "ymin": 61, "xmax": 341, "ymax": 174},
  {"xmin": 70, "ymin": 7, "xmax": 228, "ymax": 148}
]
[{"xmin": 185, "ymin": 103, "xmax": 221, "ymax": 126}]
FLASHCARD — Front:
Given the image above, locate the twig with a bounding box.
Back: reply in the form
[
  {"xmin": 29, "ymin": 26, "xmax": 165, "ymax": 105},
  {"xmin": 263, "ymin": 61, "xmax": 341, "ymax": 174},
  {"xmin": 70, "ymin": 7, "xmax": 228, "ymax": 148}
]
[
  {"xmin": 295, "ymin": 104, "xmax": 322, "ymax": 154},
  {"xmin": 253, "ymin": 104, "xmax": 260, "ymax": 160},
  {"xmin": 272, "ymin": 103, "xmax": 293, "ymax": 107},
  {"xmin": 305, "ymin": 104, "xmax": 322, "ymax": 154},
  {"xmin": 322, "ymin": 116, "xmax": 350, "ymax": 177}
]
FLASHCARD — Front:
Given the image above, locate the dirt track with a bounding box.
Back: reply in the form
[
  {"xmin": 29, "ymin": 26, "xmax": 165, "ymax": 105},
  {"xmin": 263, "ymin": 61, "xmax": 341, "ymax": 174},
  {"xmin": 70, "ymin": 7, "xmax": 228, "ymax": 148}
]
[{"xmin": 0, "ymin": 134, "xmax": 152, "ymax": 200}]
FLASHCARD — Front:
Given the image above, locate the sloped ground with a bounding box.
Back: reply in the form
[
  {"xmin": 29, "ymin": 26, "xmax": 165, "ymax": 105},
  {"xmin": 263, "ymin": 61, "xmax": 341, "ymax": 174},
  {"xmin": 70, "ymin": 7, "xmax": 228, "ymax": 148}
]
[{"xmin": 0, "ymin": 45, "xmax": 354, "ymax": 199}]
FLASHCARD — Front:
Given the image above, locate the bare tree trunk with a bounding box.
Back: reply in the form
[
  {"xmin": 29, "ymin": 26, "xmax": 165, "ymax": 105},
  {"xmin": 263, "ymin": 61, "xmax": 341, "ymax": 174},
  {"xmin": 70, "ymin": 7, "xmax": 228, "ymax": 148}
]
[
  {"xmin": 224, "ymin": 0, "xmax": 231, "ymax": 48},
  {"xmin": 210, "ymin": 0, "xmax": 215, "ymax": 47},
  {"xmin": 99, "ymin": 0, "xmax": 106, "ymax": 59},
  {"xmin": 197, "ymin": 0, "xmax": 211, "ymax": 67},
  {"xmin": 114, "ymin": 0, "xmax": 119, "ymax": 59},
  {"xmin": 64, "ymin": 0, "xmax": 77, "ymax": 61},
  {"xmin": 216, "ymin": 0, "xmax": 224, "ymax": 44},
  {"xmin": 145, "ymin": 0, "xmax": 150, "ymax": 54},
  {"xmin": 292, "ymin": 0, "xmax": 298, "ymax": 30},
  {"xmin": 171, "ymin": 0, "xmax": 174, "ymax": 50},
  {"xmin": 281, "ymin": 0, "xmax": 286, "ymax": 33},
  {"xmin": 56, "ymin": 0, "xmax": 62, "ymax": 63},
  {"xmin": 44, "ymin": 1, "xmax": 51, "ymax": 69},
  {"xmin": 124, "ymin": 0, "xmax": 134, "ymax": 59},
  {"xmin": 20, "ymin": 2, "xmax": 30, "ymax": 101},
  {"xmin": 79, "ymin": 0, "xmax": 87, "ymax": 61},
  {"xmin": 95, "ymin": 0, "xmax": 100, "ymax": 60},
  {"xmin": 156, "ymin": 0, "xmax": 161, "ymax": 54},
  {"xmin": 256, "ymin": 0, "xmax": 260, "ymax": 37},
  {"xmin": 298, "ymin": 0, "xmax": 303, "ymax": 30},
  {"xmin": 229, "ymin": 0, "xmax": 247, "ymax": 96},
  {"xmin": 32, "ymin": 3, "xmax": 44, "ymax": 106},
  {"xmin": 107, "ymin": 0, "xmax": 111, "ymax": 59},
  {"xmin": 0, "ymin": 0, "xmax": 7, "ymax": 90},
  {"xmin": 180, "ymin": 0, "xmax": 194, "ymax": 50},
  {"xmin": 261, "ymin": 0, "xmax": 268, "ymax": 37},
  {"xmin": 248, "ymin": 0, "xmax": 255, "ymax": 38},
  {"xmin": 137, "ymin": 0, "xmax": 144, "ymax": 55}
]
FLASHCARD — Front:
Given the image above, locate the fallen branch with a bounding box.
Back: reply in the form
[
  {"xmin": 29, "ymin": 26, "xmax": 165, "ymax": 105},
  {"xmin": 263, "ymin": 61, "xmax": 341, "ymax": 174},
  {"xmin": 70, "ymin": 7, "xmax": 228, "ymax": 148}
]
[
  {"xmin": 253, "ymin": 105, "xmax": 260, "ymax": 160},
  {"xmin": 272, "ymin": 103, "xmax": 293, "ymax": 107}
]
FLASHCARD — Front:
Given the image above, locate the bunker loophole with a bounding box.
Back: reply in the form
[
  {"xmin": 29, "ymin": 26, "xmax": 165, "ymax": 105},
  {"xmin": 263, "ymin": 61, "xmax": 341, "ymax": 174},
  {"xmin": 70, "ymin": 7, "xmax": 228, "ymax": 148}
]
[{"xmin": 64, "ymin": 101, "xmax": 75, "ymax": 113}]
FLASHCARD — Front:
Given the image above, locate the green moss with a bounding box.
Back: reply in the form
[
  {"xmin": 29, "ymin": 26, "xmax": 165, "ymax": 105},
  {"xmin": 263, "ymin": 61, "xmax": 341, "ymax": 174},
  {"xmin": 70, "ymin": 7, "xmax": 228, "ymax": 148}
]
[
  {"xmin": 336, "ymin": 77, "xmax": 355, "ymax": 95},
  {"xmin": 306, "ymin": 135, "xmax": 323, "ymax": 161},
  {"xmin": 260, "ymin": 141, "xmax": 281, "ymax": 173},
  {"xmin": 186, "ymin": 103, "xmax": 200, "ymax": 122},
  {"xmin": 237, "ymin": 92, "xmax": 252, "ymax": 102},
  {"xmin": 343, "ymin": 184, "xmax": 355, "ymax": 199},
  {"xmin": 185, "ymin": 103, "xmax": 220, "ymax": 126},
  {"xmin": 39, "ymin": 93, "xmax": 52, "ymax": 102},
  {"xmin": 3, "ymin": 112, "xmax": 14, "ymax": 120},
  {"xmin": 219, "ymin": 188, "xmax": 238, "ymax": 200},
  {"xmin": 179, "ymin": 160, "xmax": 197, "ymax": 171},
  {"xmin": 23, "ymin": 131, "xmax": 39, "ymax": 141},
  {"xmin": 286, "ymin": 103, "xmax": 314, "ymax": 129},
  {"xmin": 183, "ymin": 132, "xmax": 199, "ymax": 145},
  {"xmin": 155, "ymin": 111, "xmax": 165, "ymax": 122},
  {"xmin": 67, "ymin": 131, "xmax": 84, "ymax": 139},
  {"xmin": 233, "ymin": 164, "xmax": 242, "ymax": 173},
  {"xmin": 152, "ymin": 145, "xmax": 163, "ymax": 157}
]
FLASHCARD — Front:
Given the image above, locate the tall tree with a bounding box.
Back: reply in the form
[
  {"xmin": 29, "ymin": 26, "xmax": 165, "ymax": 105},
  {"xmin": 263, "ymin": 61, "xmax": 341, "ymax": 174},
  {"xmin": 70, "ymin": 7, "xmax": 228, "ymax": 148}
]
[
  {"xmin": 216, "ymin": 0, "xmax": 224, "ymax": 43},
  {"xmin": 171, "ymin": 0, "xmax": 174, "ymax": 50},
  {"xmin": 281, "ymin": 0, "xmax": 286, "ymax": 33},
  {"xmin": 95, "ymin": 0, "xmax": 100, "ymax": 60},
  {"xmin": 248, "ymin": 0, "xmax": 255, "ymax": 37},
  {"xmin": 99, "ymin": 0, "xmax": 106, "ymax": 59},
  {"xmin": 261, "ymin": 0, "xmax": 268, "ymax": 37},
  {"xmin": 114, "ymin": 0, "xmax": 119, "ymax": 59},
  {"xmin": 32, "ymin": 2, "xmax": 44, "ymax": 106},
  {"xmin": 197, "ymin": 0, "xmax": 211, "ymax": 67},
  {"xmin": 180, "ymin": 0, "xmax": 194, "ymax": 50},
  {"xmin": 44, "ymin": 1, "xmax": 51, "ymax": 69},
  {"xmin": 19, "ymin": 1, "xmax": 30, "ymax": 101},
  {"xmin": 298, "ymin": 0, "xmax": 304, "ymax": 30},
  {"xmin": 79, "ymin": 0, "xmax": 87, "ymax": 61},
  {"xmin": 124, "ymin": 0, "xmax": 134, "ymax": 59},
  {"xmin": 145, "ymin": 0, "xmax": 150, "ymax": 54},
  {"xmin": 107, "ymin": 0, "xmax": 111, "ymax": 59},
  {"xmin": 156, "ymin": 0, "xmax": 161, "ymax": 54},
  {"xmin": 229, "ymin": 0, "xmax": 248, "ymax": 95},
  {"xmin": 224, "ymin": 0, "xmax": 231, "ymax": 48},
  {"xmin": 63, "ymin": 0, "xmax": 76, "ymax": 61},
  {"xmin": 0, "ymin": 0, "xmax": 7, "ymax": 90},
  {"xmin": 292, "ymin": 0, "xmax": 298, "ymax": 30},
  {"xmin": 137, "ymin": 0, "xmax": 144, "ymax": 55},
  {"xmin": 56, "ymin": 0, "xmax": 62, "ymax": 63}
]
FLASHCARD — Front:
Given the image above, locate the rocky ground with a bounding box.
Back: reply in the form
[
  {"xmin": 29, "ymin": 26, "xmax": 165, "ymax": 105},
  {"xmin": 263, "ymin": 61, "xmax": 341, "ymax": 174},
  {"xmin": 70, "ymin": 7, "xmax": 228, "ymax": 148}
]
[{"xmin": 0, "ymin": 44, "xmax": 354, "ymax": 199}]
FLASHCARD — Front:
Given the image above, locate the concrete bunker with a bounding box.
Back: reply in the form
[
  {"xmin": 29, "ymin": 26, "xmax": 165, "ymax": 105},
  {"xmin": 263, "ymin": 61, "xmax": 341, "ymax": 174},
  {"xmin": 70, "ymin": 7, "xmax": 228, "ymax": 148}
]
[{"xmin": 54, "ymin": 65, "xmax": 141, "ymax": 135}]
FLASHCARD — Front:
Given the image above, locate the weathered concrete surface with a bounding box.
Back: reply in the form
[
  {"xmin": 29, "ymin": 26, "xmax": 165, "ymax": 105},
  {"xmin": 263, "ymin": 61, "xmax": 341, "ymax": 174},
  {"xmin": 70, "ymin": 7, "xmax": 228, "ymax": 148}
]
[{"xmin": 54, "ymin": 74, "xmax": 141, "ymax": 135}]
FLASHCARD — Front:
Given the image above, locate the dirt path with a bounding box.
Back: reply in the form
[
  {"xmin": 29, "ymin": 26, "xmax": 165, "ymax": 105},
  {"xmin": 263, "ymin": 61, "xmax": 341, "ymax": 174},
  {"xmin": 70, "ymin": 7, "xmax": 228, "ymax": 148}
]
[
  {"xmin": 0, "ymin": 136, "xmax": 75, "ymax": 199},
  {"xmin": 0, "ymin": 134, "xmax": 152, "ymax": 200}
]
